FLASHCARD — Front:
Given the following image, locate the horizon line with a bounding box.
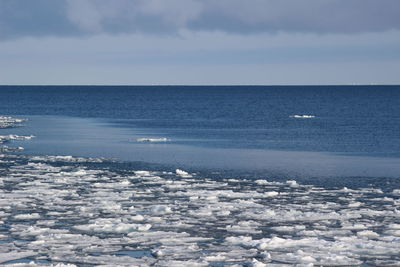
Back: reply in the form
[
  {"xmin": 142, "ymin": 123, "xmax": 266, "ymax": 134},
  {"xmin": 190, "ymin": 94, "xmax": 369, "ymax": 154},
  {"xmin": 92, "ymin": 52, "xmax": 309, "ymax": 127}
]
[{"xmin": 0, "ymin": 84, "xmax": 399, "ymax": 87}]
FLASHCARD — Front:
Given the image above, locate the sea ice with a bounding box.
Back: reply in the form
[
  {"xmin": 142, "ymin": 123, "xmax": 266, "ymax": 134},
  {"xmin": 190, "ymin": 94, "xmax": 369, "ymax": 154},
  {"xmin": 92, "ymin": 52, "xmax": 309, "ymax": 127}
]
[
  {"xmin": 14, "ymin": 213, "xmax": 41, "ymax": 220},
  {"xmin": 151, "ymin": 205, "xmax": 173, "ymax": 214},
  {"xmin": 73, "ymin": 218, "xmax": 152, "ymax": 233},
  {"xmin": 290, "ymin": 115, "xmax": 316, "ymax": 119},
  {"xmin": 136, "ymin": 137, "xmax": 169, "ymax": 142},
  {"xmin": 175, "ymin": 169, "xmax": 192, "ymax": 178},
  {"xmin": 0, "ymin": 120, "xmax": 399, "ymax": 266}
]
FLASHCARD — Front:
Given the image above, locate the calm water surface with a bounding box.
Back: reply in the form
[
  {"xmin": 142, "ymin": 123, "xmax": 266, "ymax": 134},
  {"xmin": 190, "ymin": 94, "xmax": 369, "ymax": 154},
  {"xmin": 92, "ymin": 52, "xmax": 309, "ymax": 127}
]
[{"xmin": 1, "ymin": 85, "xmax": 399, "ymax": 180}]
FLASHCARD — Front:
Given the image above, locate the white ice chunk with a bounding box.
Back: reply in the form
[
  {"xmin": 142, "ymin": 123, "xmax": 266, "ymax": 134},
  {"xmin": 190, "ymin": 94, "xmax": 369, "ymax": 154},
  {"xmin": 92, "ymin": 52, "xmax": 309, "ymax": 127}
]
[
  {"xmin": 73, "ymin": 218, "xmax": 152, "ymax": 233},
  {"xmin": 348, "ymin": 202, "xmax": 363, "ymax": 208},
  {"xmin": 14, "ymin": 213, "xmax": 41, "ymax": 220},
  {"xmin": 286, "ymin": 180, "xmax": 298, "ymax": 187},
  {"xmin": 290, "ymin": 115, "xmax": 315, "ymax": 119},
  {"xmin": 131, "ymin": 215, "xmax": 145, "ymax": 222},
  {"xmin": 249, "ymin": 259, "xmax": 268, "ymax": 267},
  {"xmin": 176, "ymin": 169, "xmax": 192, "ymax": 178},
  {"xmin": 357, "ymin": 230, "xmax": 380, "ymax": 239},
  {"xmin": 137, "ymin": 137, "xmax": 169, "ymax": 142},
  {"xmin": 392, "ymin": 189, "xmax": 400, "ymax": 196},
  {"xmin": 0, "ymin": 252, "xmax": 37, "ymax": 264},
  {"xmin": 255, "ymin": 180, "xmax": 269, "ymax": 185},
  {"xmin": 151, "ymin": 205, "xmax": 173, "ymax": 214}
]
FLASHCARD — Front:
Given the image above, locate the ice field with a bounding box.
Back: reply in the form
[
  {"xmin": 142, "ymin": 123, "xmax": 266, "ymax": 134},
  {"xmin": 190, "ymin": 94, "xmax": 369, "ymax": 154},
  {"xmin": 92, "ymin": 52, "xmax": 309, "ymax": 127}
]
[{"xmin": 1, "ymin": 116, "xmax": 400, "ymax": 266}]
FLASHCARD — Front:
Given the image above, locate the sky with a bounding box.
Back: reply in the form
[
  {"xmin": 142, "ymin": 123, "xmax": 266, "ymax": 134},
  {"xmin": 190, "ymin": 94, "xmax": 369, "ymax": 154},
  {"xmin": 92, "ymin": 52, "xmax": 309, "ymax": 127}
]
[{"xmin": 0, "ymin": 0, "xmax": 399, "ymax": 85}]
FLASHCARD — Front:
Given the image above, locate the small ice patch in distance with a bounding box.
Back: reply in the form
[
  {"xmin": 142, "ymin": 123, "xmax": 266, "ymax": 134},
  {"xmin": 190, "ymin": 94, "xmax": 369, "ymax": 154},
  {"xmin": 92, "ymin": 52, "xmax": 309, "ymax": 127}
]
[
  {"xmin": 0, "ymin": 134, "xmax": 35, "ymax": 144},
  {"xmin": 176, "ymin": 169, "xmax": 192, "ymax": 178},
  {"xmin": 290, "ymin": 115, "xmax": 315, "ymax": 119},
  {"xmin": 255, "ymin": 180, "xmax": 269, "ymax": 185},
  {"xmin": 136, "ymin": 137, "xmax": 169, "ymax": 142},
  {"xmin": 286, "ymin": 180, "xmax": 298, "ymax": 187},
  {"xmin": 0, "ymin": 116, "xmax": 26, "ymax": 128},
  {"xmin": 135, "ymin": 170, "xmax": 152, "ymax": 176}
]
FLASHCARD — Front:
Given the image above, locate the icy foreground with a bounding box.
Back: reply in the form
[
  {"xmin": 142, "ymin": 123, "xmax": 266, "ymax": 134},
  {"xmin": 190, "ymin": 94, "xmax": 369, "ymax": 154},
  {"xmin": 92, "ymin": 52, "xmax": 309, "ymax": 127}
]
[
  {"xmin": 0, "ymin": 117, "xmax": 400, "ymax": 266},
  {"xmin": 0, "ymin": 157, "xmax": 399, "ymax": 266}
]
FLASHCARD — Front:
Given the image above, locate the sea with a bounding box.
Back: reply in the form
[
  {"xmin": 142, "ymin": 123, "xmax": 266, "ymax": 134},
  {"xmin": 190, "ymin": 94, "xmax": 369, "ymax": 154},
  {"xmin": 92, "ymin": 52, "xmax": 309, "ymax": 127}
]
[{"xmin": 0, "ymin": 85, "xmax": 399, "ymax": 266}]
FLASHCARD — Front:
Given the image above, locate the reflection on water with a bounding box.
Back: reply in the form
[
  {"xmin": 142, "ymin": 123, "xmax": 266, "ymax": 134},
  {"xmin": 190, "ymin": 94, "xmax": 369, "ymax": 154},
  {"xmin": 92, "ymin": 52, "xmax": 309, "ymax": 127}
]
[{"xmin": 5, "ymin": 115, "xmax": 400, "ymax": 179}]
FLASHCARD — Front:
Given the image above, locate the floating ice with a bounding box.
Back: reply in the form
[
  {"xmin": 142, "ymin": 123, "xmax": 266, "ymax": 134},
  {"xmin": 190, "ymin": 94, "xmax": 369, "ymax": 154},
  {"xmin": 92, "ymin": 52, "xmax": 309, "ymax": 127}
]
[
  {"xmin": 255, "ymin": 179, "xmax": 269, "ymax": 185},
  {"xmin": 1, "ymin": 117, "xmax": 399, "ymax": 266},
  {"xmin": 250, "ymin": 258, "xmax": 268, "ymax": 267},
  {"xmin": 393, "ymin": 189, "xmax": 400, "ymax": 196},
  {"xmin": 133, "ymin": 170, "xmax": 152, "ymax": 177},
  {"xmin": 0, "ymin": 145, "xmax": 24, "ymax": 152},
  {"xmin": 136, "ymin": 137, "xmax": 169, "ymax": 142},
  {"xmin": 0, "ymin": 252, "xmax": 37, "ymax": 264},
  {"xmin": 286, "ymin": 180, "xmax": 298, "ymax": 187},
  {"xmin": 271, "ymin": 225, "xmax": 306, "ymax": 233},
  {"xmin": 151, "ymin": 205, "xmax": 173, "ymax": 215},
  {"xmin": 290, "ymin": 115, "xmax": 316, "ymax": 119},
  {"xmin": 14, "ymin": 213, "xmax": 41, "ymax": 220},
  {"xmin": 356, "ymin": 230, "xmax": 380, "ymax": 239},
  {"xmin": 226, "ymin": 221, "xmax": 262, "ymax": 234},
  {"xmin": 0, "ymin": 135, "xmax": 35, "ymax": 144},
  {"xmin": 175, "ymin": 169, "xmax": 192, "ymax": 178},
  {"xmin": 73, "ymin": 218, "xmax": 152, "ymax": 233},
  {"xmin": 30, "ymin": 155, "xmax": 105, "ymax": 163},
  {"xmin": 0, "ymin": 116, "xmax": 26, "ymax": 128},
  {"xmin": 0, "ymin": 116, "xmax": 33, "ymax": 154},
  {"xmin": 131, "ymin": 214, "xmax": 145, "ymax": 222}
]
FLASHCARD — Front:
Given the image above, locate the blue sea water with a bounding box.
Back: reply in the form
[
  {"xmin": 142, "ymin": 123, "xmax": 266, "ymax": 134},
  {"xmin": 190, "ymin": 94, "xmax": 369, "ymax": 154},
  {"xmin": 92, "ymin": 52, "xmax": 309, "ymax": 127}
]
[
  {"xmin": 1, "ymin": 85, "xmax": 400, "ymax": 180},
  {"xmin": 1, "ymin": 85, "xmax": 400, "ymax": 266}
]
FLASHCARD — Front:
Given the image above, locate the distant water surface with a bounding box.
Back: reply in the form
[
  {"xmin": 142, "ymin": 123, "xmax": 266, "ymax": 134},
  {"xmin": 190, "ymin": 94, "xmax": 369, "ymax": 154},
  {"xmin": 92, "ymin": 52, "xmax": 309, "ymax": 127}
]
[{"xmin": 1, "ymin": 85, "xmax": 399, "ymax": 179}]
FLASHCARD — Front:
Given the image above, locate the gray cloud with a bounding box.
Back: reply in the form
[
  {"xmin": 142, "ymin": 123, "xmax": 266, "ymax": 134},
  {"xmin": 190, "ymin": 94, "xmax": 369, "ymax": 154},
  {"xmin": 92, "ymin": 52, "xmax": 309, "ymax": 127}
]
[
  {"xmin": 0, "ymin": 0, "xmax": 76, "ymax": 39},
  {"xmin": 193, "ymin": 0, "xmax": 400, "ymax": 34},
  {"xmin": 1, "ymin": 0, "xmax": 400, "ymax": 40}
]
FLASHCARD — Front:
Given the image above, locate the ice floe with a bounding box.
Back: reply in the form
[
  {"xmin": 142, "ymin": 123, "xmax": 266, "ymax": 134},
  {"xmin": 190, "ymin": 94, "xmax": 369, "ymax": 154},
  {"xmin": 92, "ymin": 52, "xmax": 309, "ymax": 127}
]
[
  {"xmin": 1, "ymin": 156, "xmax": 398, "ymax": 266},
  {"xmin": 0, "ymin": 116, "xmax": 33, "ymax": 153},
  {"xmin": 73, "ymin": 218, "xmax": 152, "ymax": 233},
  {"xmin": 136, "ymin": 137, "xmax": 170, "ymax": 142},
  {"xmin": 290, "ymin": 115, "xmax": 316, "ymax": 119},
  {"xmin": 0, "ymin": 116, "xmax": 26, "ymax": 128},
  {"xmin": 0, "ymin": 134, "xmax": 35, "ymax": 144},
  {"xmin": 175, "ymin": 168, "xmax": 192, "ymax": 178}
]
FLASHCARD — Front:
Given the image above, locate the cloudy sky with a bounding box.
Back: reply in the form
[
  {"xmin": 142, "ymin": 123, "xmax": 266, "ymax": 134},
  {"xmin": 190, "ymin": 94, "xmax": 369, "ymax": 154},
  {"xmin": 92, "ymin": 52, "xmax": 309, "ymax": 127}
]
[{"xmin": 0, "ymin": 0, "xmax": 399, "ymax": 85}]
